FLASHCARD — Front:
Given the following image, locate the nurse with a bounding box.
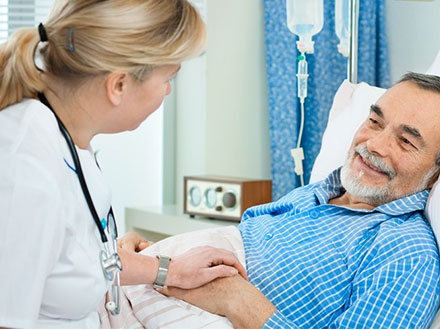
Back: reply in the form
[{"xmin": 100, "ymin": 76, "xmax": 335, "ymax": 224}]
[{"xmin": 0, "ymin": 0, "xmax": 245, "ymax": 328}]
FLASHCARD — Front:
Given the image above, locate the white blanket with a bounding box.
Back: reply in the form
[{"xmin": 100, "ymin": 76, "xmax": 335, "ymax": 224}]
[{"xmin": 98, "ymin": 226, "xmax": 245, "ymax": 329}]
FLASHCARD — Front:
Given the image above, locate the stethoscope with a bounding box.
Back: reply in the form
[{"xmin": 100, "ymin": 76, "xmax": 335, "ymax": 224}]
[{"xmin": 38, "ymin": 93, "xmax": 122, "ymax": 315}]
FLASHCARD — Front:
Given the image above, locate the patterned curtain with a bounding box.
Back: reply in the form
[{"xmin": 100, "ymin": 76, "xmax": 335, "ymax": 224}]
[{"xmin": 264, "ymin": 0, "xmax": 390, "ymax": 200}]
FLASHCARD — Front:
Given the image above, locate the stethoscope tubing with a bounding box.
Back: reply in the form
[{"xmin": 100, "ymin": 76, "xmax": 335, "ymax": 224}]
[{"xmin": 38, "ymin": 93, "xmax": 111, "ymax": 243}]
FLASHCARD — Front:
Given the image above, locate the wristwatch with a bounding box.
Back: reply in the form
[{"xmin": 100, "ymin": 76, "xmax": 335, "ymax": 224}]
[{"xmin": 153, "ymin": 255, "xmax": 171, "ymax": 289}]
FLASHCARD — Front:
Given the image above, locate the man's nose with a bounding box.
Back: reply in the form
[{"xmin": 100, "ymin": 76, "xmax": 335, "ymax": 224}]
[{"xmin": 365, "ymin": 129, "xmax": 392, "ymax": 157}]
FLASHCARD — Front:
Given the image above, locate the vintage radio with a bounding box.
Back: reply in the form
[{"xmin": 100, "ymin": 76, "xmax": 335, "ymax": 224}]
[{"xmin": 184, "ymin": 175, "xmax": 272, "ymax": 221}]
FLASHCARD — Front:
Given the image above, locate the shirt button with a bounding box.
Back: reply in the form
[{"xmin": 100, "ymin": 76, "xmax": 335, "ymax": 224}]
[
  {"xmin": 309, "ymin": 210, "xmax": 320, "ymax": 219},
  {"xmin": 264, "ymin": 233, "xmax": 273, "ymax": 240}
]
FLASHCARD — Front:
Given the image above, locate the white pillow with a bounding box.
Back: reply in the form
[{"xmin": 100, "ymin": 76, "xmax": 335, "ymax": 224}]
[
  {"xmin": 309, "ymin": 81, "xmax": 385, "ymax": 183},
  {"xmin": 310, "ymin": 49, "xmax": 440, "ymax": 244}
]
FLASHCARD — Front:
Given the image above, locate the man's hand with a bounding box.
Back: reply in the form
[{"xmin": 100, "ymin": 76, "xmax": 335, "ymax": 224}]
[
  {"xmin": 165, "ymin": 246, "xmax": 248, "ymax": 289},
  {"xmin": 162, "ymin": 275, "xmax": 276, "ymax": 328},
  {"xmin": 118, "ymin": 231, "xmax": 151, "ymax": 252}
]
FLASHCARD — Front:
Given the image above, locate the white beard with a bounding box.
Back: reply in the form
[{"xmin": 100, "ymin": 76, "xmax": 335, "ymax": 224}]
[
  {"xmin": 340, "ymin": 162, "xmax": 392, "ymax": 206},
  {"xmin": 340, "ymin": 144, "xmax": 437, "ymax": 206}
]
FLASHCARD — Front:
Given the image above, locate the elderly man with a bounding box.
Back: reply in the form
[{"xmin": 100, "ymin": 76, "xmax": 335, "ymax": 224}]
[{"xmin": 161, "ymin": 72, "xmax": 440, "ymax": 329}]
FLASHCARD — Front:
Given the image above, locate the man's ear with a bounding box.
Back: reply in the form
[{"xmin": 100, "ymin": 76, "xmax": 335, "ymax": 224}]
[
  {"xmin": 105, "ymin": 72, "xmax": 129, "ymax": 106},
  {"xmin": 427, "ymin": 168, "xmax": 440, "ymax": 189}
]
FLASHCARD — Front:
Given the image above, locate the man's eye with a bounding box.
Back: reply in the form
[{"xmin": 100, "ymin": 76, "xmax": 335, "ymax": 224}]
[
  {"xmin": 369, "ymin": 118, "xmax": 379, "ymax": 125},
  {"xmin": 401, "ymin": 137, "xmax": 413, "ymax": 146}
]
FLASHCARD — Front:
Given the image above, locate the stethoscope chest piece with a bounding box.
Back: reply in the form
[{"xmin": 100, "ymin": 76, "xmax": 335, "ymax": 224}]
[{"xmin": 100, "ymin": 250, "xmax": 122, "ymax": 281}]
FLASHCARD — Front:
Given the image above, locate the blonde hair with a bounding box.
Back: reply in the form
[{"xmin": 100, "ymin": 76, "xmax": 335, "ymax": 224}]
[{"xmin": 0, "ymin": 0, "xmax": 206, "ymax": 110}]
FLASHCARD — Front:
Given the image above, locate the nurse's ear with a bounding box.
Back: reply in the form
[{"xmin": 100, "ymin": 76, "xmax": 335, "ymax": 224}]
[{"xmin": 105, "ymin": 72, "xmax": 129, "ymax": 106}]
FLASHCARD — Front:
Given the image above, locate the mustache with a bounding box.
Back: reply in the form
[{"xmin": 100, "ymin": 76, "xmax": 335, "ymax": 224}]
[{"xmin": 354, "ymin": 145, "xmax": 395, "ymax": 180}]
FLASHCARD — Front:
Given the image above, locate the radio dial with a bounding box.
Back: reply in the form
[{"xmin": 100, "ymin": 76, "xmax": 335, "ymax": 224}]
[
  {"xmin": 222, "ymin": 192, "xmax": 237, "ymax": 208},
  {"xmin": 204, "ymin": 188, "xmax": 217, "ymax": 208},
  {"xmin": 188, "ymin": 186, "xmax": 202, "ymax": 207}
]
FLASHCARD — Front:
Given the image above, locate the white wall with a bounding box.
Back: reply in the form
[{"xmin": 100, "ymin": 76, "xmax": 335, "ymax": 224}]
[
  {"xmin": 174, "ymin": 55, "xmax": 208, "ymax": 207},
  {"xmin": 173, "ymin": 0, "xmax": 271, "ymax": 210},
  {"xmin": 205, "ymin": 0, "xmax": 271, "ymax": 177},
  {"xmin": 386, "ymin": 0, "xmax": 440, "ymax": 83},
  {"xmin": 92, "ymin": 108, "xmax": 164, "ymax": 234}
]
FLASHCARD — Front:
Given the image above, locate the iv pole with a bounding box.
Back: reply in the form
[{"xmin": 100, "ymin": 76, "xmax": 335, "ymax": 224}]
[{"xmin": 348, "ymin": 0, "xmax": 359, "ymax": 83}]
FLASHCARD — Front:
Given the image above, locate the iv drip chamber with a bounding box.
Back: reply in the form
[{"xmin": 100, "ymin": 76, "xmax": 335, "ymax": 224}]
[
  {"xmin": 335, "ymin": 0, "xmax": 350, "ymax": 57},
  {"xmin": 297, "ymin": 55, "xmax": 308, "ymax": 100},
  {"xmin": 286, "ymin": 0, "xmax": 324, "ymax": 54}
]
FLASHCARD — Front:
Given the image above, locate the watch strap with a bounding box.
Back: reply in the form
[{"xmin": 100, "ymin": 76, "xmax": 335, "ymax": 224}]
[{"xmin": 153, "ymin": 255, "xmax": 171, "ymax": 289}]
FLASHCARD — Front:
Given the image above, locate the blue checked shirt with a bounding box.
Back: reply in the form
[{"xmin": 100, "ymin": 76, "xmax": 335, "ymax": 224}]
[{"xmin": 238, "ymin": 169, "xmax": 440, "ymax": 329}]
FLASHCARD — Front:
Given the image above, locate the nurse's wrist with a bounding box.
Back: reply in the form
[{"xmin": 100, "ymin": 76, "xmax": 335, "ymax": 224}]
[
  {"xmin": 164, "ymin": 259, "xmax": 177, "ymax": 287},
  {"xmin": 153, "ymin": 255, "xmax": 173, "ymax": 288}
]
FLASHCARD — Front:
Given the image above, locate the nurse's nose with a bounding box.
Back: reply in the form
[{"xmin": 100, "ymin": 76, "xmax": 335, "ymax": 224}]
[{"xmin": 166, "ymin": 82, "xmax": 172, "ymax": 95}]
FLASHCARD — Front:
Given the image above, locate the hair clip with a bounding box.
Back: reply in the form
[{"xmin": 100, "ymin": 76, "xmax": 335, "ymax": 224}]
[
  {"xmin": 38, "ymin": 23, "xmax": 48, "ymax": 42},
  {"xmin": 66, "ymin": 28, "xmax": 75, "ymax": 52}
]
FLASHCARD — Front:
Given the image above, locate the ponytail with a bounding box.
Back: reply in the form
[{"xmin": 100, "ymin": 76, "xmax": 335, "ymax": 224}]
[{"xmin": 0, "ymin": 28, "xmax": 45, "ymax": 110}]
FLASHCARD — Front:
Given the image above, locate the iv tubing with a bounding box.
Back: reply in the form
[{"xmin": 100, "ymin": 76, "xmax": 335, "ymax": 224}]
[
  {"xmin": 297, "ymin": 99, "xmax": 305, "ymax": 186},
  {"xmin": 293, "ymin": 54, "xmax": 307, "ymax": 187},
  {"xmin": 297, "ymin": 99, "xmax": 305, "ymax": 149}
]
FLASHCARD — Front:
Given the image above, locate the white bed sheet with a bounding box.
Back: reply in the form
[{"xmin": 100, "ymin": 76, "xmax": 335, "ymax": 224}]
[{"xmin": 98, "ymin": 226, "xmax": 244, "ymax": 329}]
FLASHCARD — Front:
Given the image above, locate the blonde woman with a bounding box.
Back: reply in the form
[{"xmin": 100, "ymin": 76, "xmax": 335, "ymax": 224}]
[{"xmin": 0, "ymin": 0, "xmax": 245, "ymax": 328}]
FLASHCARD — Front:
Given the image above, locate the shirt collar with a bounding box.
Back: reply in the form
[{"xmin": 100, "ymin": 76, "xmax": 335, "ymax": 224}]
[{"xmin": 313, "ymin": 168, "xmax": 429, "ymax": 216}]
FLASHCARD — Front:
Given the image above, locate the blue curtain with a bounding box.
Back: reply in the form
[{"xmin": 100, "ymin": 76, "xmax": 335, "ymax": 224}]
[{"xmin": 264, "ymin": 0, "xmax": 390, "ymax": 201}]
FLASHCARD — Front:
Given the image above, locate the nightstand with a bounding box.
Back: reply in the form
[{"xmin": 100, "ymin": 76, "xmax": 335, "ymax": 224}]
[{"xmin": 125, "ymin": 204, "xmax": 238, "ymax": 241}]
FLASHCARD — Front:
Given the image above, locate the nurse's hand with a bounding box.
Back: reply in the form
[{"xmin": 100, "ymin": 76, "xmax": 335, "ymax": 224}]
[
  {"xmin": 118, "ymin": 231, "xmax": 151, "ymax": 252},
  {"xmin": 165, "ymin": 246, "xmax": 247, "ymax": 289}
]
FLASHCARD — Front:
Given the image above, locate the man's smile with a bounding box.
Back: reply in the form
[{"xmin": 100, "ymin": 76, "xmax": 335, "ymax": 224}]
[{"xmin": 353, "ymin": 153, "xmax": 392, "ymax": 180}]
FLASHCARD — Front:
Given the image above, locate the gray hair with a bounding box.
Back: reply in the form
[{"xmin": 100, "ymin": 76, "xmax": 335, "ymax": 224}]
[
  {"xmin": 398, "ymin": 72, "xmax": 440, "ymax": 95},
  {"xmin": 398, "ymin": 72, "xmax": 440, "ymax": 167}
]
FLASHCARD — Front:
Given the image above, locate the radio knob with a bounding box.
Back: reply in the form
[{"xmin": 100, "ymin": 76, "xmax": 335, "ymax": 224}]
[
  {"xmin": 215, "ymin": 206, "xmax": 223, "ymax": 212},
  {"xmin": 222, "ymin": 192, "xmax": 237, "ymax": 208}
]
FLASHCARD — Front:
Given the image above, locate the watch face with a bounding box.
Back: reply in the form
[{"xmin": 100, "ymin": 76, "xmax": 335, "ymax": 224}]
[
  {"xmin": 204, "ymin": 188, "xmax": 217, "ymax": 208},
  {"xmin": 189, "ymin": 186, "xmax": 202, "ymax": 207}
]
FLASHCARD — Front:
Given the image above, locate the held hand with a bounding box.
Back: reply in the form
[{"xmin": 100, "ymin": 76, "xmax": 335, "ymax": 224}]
[
  {"xmin": 165, "ymin": 246, "xmax": 247, "ymax": 289},
  {"xmin": 117, "ymin": 231, "xmax": 151, "ymax": 252},
  {"xmin": 162, "ymin": 275, "xmax": 276, "ymax": 328}
]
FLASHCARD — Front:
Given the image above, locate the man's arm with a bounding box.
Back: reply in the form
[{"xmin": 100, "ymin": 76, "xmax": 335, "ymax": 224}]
[
  {"xmin": 164, "ymin": 255, "xmax": 440, "ymax": 328},
  {"xmin": 163, "ymin": 275, "xmax": 299, "ymax": 329}
]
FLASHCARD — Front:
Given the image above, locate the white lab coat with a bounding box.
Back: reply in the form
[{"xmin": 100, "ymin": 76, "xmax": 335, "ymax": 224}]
[{"xmin": 0, "ymin": 99, "xmax": 112, "ymax": 328}]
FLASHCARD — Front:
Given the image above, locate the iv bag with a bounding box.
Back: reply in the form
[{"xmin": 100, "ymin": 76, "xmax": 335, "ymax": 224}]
[
  {"xmin": 286, "ymin": 0, "xmax": 324, "ymax": 54},
  {"xmin": 335, "ymin": 0, "xmax": 349, "ymax": 57}
]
